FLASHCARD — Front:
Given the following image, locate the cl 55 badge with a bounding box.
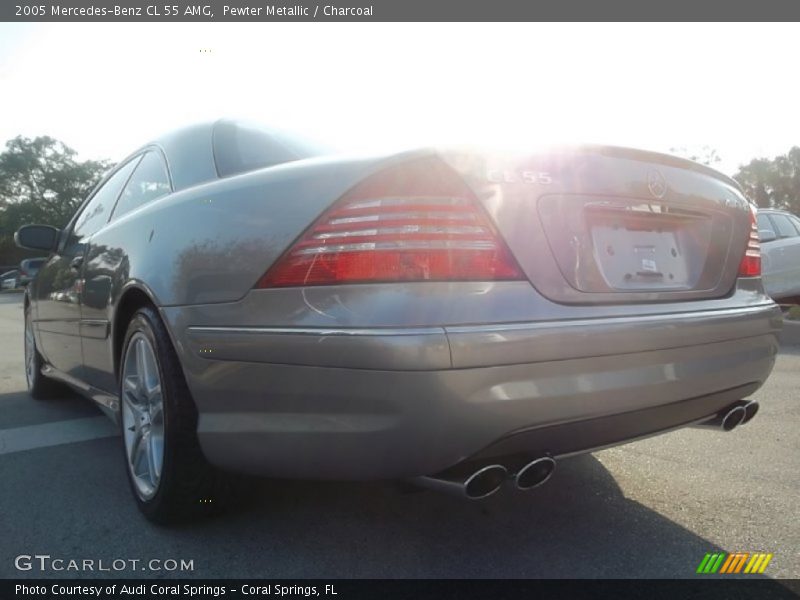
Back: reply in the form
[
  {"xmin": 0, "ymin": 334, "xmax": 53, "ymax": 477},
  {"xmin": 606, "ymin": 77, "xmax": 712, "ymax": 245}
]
[{"xmin": 487, "ymin": 170, "xmax": 553, "ymax": 185}]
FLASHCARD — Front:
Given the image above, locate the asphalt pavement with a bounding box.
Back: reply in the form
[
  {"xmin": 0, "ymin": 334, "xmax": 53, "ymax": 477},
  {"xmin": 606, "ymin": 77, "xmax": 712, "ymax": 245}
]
[{"xmin": 0, "ymin": 291, "xmax": 798, "ymax": 580}]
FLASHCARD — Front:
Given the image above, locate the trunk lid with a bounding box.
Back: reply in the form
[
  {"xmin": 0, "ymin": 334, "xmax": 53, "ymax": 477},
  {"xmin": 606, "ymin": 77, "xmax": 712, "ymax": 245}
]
[{"xmin": 442, "ymin": 145, "xmax": 751, "ymax": 304}]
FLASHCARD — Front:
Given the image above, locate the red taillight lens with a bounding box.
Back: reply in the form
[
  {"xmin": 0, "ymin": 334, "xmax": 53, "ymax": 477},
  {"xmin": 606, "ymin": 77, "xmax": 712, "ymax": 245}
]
[
  {"xmin": 738, "ymin": 204, "xmax": 761, "ymax": 277},
  {"xmin": 257, "ymin": 158, "xmax": 523, "ymax": 288}
]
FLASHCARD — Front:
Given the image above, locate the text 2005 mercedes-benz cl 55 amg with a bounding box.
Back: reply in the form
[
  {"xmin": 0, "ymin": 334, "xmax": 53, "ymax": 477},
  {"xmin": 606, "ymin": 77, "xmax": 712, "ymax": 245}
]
[{"xmin": 16, "ymin": 120, "xmax": 782, "ymax": 523}]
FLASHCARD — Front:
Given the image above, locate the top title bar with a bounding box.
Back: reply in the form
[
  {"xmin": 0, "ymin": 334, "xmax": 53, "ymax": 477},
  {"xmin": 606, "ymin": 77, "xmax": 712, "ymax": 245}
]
[{"xmin": 4, "ymin": 0, "xmax": 800, "ymax": 21}]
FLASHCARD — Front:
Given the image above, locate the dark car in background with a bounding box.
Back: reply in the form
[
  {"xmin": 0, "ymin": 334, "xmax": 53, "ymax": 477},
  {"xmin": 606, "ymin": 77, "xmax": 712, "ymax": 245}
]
[
  {"xmin": 18, "ymin": 257, "xmax": 46, "ymax": 287},
  {"xmin": 757, "ymin": 209, "xmax": 800, "ymax": 301},
  {"xmin": 15, "ymin": 120, "xmax": 782, "ymax": 524}
]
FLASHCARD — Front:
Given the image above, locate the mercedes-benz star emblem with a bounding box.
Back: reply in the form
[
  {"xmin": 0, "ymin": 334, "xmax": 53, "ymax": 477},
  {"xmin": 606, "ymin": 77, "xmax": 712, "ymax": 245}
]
[{"xmin": 647, "ymin": 170, "xmax": 667, "ymax": 199}]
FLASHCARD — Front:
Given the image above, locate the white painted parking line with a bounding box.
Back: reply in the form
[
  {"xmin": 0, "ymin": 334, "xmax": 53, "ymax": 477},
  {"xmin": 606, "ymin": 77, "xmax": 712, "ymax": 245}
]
[{"xmin": 0, "ymin": 416, "xmax": 118, "ymax": 455}]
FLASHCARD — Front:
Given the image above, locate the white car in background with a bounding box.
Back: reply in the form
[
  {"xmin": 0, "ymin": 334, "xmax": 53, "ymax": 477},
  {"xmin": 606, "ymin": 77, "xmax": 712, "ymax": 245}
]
[
  {"xmin": 1, "ymin": 270, "xmax": 20, "ymax": 290},
  {"xmin": 758, "ymin": 209, "xmax": 800, "ymax": 301}
]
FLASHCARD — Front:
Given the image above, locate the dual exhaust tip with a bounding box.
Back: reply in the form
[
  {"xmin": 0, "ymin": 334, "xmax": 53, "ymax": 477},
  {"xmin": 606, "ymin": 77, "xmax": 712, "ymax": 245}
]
[
  {"xmin": 414, "ymin": 456, "xmax": 556, "ymax": 500},
  {"xmin": 415, "ymin": 399, "xmax": 760, "ymax": 500}
]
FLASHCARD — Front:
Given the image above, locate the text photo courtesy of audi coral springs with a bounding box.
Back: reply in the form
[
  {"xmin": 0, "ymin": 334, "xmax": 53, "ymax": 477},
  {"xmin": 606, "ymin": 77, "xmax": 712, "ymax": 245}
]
[
  {"xmin": 13, "ymin": 120, "xmax": 781, "ymax": 522},
  {"xmin": 15, "ymin": 584, "xmax": 331, "ymax": 597}
]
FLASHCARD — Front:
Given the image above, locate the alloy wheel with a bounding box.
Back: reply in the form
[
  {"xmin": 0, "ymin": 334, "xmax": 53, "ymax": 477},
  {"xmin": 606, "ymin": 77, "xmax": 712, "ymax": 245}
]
[
  {"xmin": 24, "ymin": 313, "xmax": 35, "ymax": 389},
  {"xmin": 121, "ymin": 333, "xmax": 166, "ymax": 500}
]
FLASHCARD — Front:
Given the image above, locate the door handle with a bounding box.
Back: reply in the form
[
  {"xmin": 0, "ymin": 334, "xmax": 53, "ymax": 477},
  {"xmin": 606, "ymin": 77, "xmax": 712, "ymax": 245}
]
[{"xmin": 69, "ymin": 256, "xmax": 84, "ymax": 271}]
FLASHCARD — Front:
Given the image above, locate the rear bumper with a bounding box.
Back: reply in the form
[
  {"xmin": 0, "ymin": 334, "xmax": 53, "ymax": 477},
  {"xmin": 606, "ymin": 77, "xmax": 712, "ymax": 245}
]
[
  {"xmin": 184, "ymin": 304, "xmax": 781, "ymax": 370},
  {"xmin": 168, "ymin": 303, "xmax": 782, "ymax": 479}
]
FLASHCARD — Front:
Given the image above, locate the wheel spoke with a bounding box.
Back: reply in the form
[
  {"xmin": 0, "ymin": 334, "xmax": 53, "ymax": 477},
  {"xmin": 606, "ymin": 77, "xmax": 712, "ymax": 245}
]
[
  {"xmin": 123, "ymin": 375, "xmax": 144, "ymax": 407},
  {"xmin": 148, "ymin": 430, "xmax": 162, "ymax": 481},
  {"xmin": 126, "ymin": 400, "xmax": 144, "ymax": 424},
  {"xmin": 135, "ymin": 339, "xmax": 147, "ymax": 396},
  {"xmin": 148, "ymin": 389, "xmax": 163, "ymax": 422},
  {"xmin": 129, "ymin": 429, "xmax": 146, "ymax": 475},
  {"xmin": 24, "ymin": 318, "xmax": 35, "ymax": 385},
  {"xmin": 144, "ymin": 430, "xmax": 158, "ymax": 486},
  {"xmin": 123, "ymin": 374, "xmax": 138, "ymax": 394},
  {"xmin": 142, "ymin": 339, "xmax": 160, "ymax": 397}
]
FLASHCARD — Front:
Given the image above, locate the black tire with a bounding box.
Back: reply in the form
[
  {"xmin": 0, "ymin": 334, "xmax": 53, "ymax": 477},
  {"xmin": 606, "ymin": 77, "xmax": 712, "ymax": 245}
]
[
  {"xmin": 120, "ymin": 305, "xmax": 229, "ymax": 524},
  {"xmin": 24, "ymin": 303, "xmax": 66, "ymax": 400}
]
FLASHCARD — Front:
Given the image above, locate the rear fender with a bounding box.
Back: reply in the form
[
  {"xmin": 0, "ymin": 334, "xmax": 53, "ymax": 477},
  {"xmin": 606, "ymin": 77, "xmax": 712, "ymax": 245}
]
[{"xmin": 87, "ymin": 148, "xmax": 436, "ymax": 306}]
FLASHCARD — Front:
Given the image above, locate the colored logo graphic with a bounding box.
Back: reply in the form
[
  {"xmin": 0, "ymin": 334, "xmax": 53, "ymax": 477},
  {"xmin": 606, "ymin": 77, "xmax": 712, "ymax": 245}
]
[{"xmin": 696, "ymin": 552, "xmax": 773, "ymax": 574}]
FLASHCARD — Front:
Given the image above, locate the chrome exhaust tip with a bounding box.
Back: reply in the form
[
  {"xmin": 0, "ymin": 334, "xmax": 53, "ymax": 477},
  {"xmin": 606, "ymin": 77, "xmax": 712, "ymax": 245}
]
[
  {"xmin": 411, "ymin": 464, "xmax": 508, "ymax": 500},
  {"xmin": 515, "ymin": 456, "xmax": 556, "ymax": 491},
  {"xmin": 693, "ymin": 401, "xmax": 749, "ymax": 431},
  {"xmin": 721, "ymin": 406, "xmax": 747, "ymax": 431},
  {"xmin": 464, "ymin": 464, "xmax": 509, "ymax": 500},
  {"xmin": 741, "ymin": 400, "xmax": 760, "ymax": 424}
]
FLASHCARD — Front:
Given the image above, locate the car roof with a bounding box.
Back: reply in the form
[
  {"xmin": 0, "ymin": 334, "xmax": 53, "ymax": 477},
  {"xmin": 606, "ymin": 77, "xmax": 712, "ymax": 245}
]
[{"xmin": 141, "ymin": 119, "xmax": 329, "ymax": 191}]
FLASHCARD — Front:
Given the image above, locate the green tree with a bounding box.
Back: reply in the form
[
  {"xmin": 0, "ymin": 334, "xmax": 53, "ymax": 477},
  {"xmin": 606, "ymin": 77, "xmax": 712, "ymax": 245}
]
[
  {"xmin": 0, "ymin": 136, "xmax": 111, "ymax": 266},
  {"xmin": 734, "ymin": 147, "xmax": 800, "ymax": 212}
]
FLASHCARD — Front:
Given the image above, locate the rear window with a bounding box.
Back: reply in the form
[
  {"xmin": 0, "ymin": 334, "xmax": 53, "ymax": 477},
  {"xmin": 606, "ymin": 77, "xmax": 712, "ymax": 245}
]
[
  {"xmin": 757, "ymin": 213, "xmax": 776, "ymax": 238},
  {"xmin": 212, "ymin": 120, "xmax": 329, "ymax": 178},
  {"xmin": 771, "ymin": 214, "xmax": 799, "ymax": 238}
]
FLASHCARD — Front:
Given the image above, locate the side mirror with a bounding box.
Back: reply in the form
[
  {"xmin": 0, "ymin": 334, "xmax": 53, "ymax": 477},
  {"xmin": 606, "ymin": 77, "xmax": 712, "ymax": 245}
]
[
  {"xmin": 758, "ymin": 229, "xmax": 777, "ymax": 243},
  {"xmin": 14, "ymin": 225, "xmax": 60, "ymax": 252}
]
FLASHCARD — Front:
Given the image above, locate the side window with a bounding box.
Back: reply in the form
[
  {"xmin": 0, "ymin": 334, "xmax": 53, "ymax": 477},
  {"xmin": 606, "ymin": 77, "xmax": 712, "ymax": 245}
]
[
  {"xmin": 771, "ymin": 214, "xmax": 799, "ymax": 238},
  {"xmin": 111, "ymin": 151, "xmax": 171, "ymax": 221},
  {"xmin": 73, "ymin": 158, "xmax": 140, "ymax": 238},
  {"xmin": 790, "ymin": 215, "xmax": 800, "ymax": 234},
  {"xmin": 757, "ymin": 213, "xmax": 776, "ymax": 241}
]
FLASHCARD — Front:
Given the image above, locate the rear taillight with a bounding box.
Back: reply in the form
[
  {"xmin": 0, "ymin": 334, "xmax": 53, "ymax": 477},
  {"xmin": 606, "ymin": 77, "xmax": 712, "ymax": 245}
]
[
  {"xmin": 256, "ymin": 158, "xmax": 523, "ymax": 287},
  {"xmin": 738, "ymin": 204, "xmax": 760, "ymax": 277}
]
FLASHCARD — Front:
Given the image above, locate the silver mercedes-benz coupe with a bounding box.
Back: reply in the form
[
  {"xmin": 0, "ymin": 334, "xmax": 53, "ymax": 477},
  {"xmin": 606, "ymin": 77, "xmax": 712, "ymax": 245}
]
[{"xmin": 16, "ymin": 120, "xmax": 782, "ymax": 523}]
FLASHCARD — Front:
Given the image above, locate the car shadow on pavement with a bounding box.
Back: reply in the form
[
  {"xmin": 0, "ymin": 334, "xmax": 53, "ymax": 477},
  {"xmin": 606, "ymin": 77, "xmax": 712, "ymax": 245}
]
[
  {"xmin": 179, "ymin": 454, "xmax": 768, "ymax": 579},
  {"xmin": 0, "ymin": 389, "xmax": 101, "ymax": 428},
  {"xmin": 0, "ymin": 387, "xmax": 789, "ymax": 582}
]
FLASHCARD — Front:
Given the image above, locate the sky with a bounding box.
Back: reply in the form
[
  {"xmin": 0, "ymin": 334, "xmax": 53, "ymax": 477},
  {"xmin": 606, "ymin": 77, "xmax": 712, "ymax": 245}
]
[{"xmin": 0, "ymin": 22, "xmax": 798, "ymax": 175}]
